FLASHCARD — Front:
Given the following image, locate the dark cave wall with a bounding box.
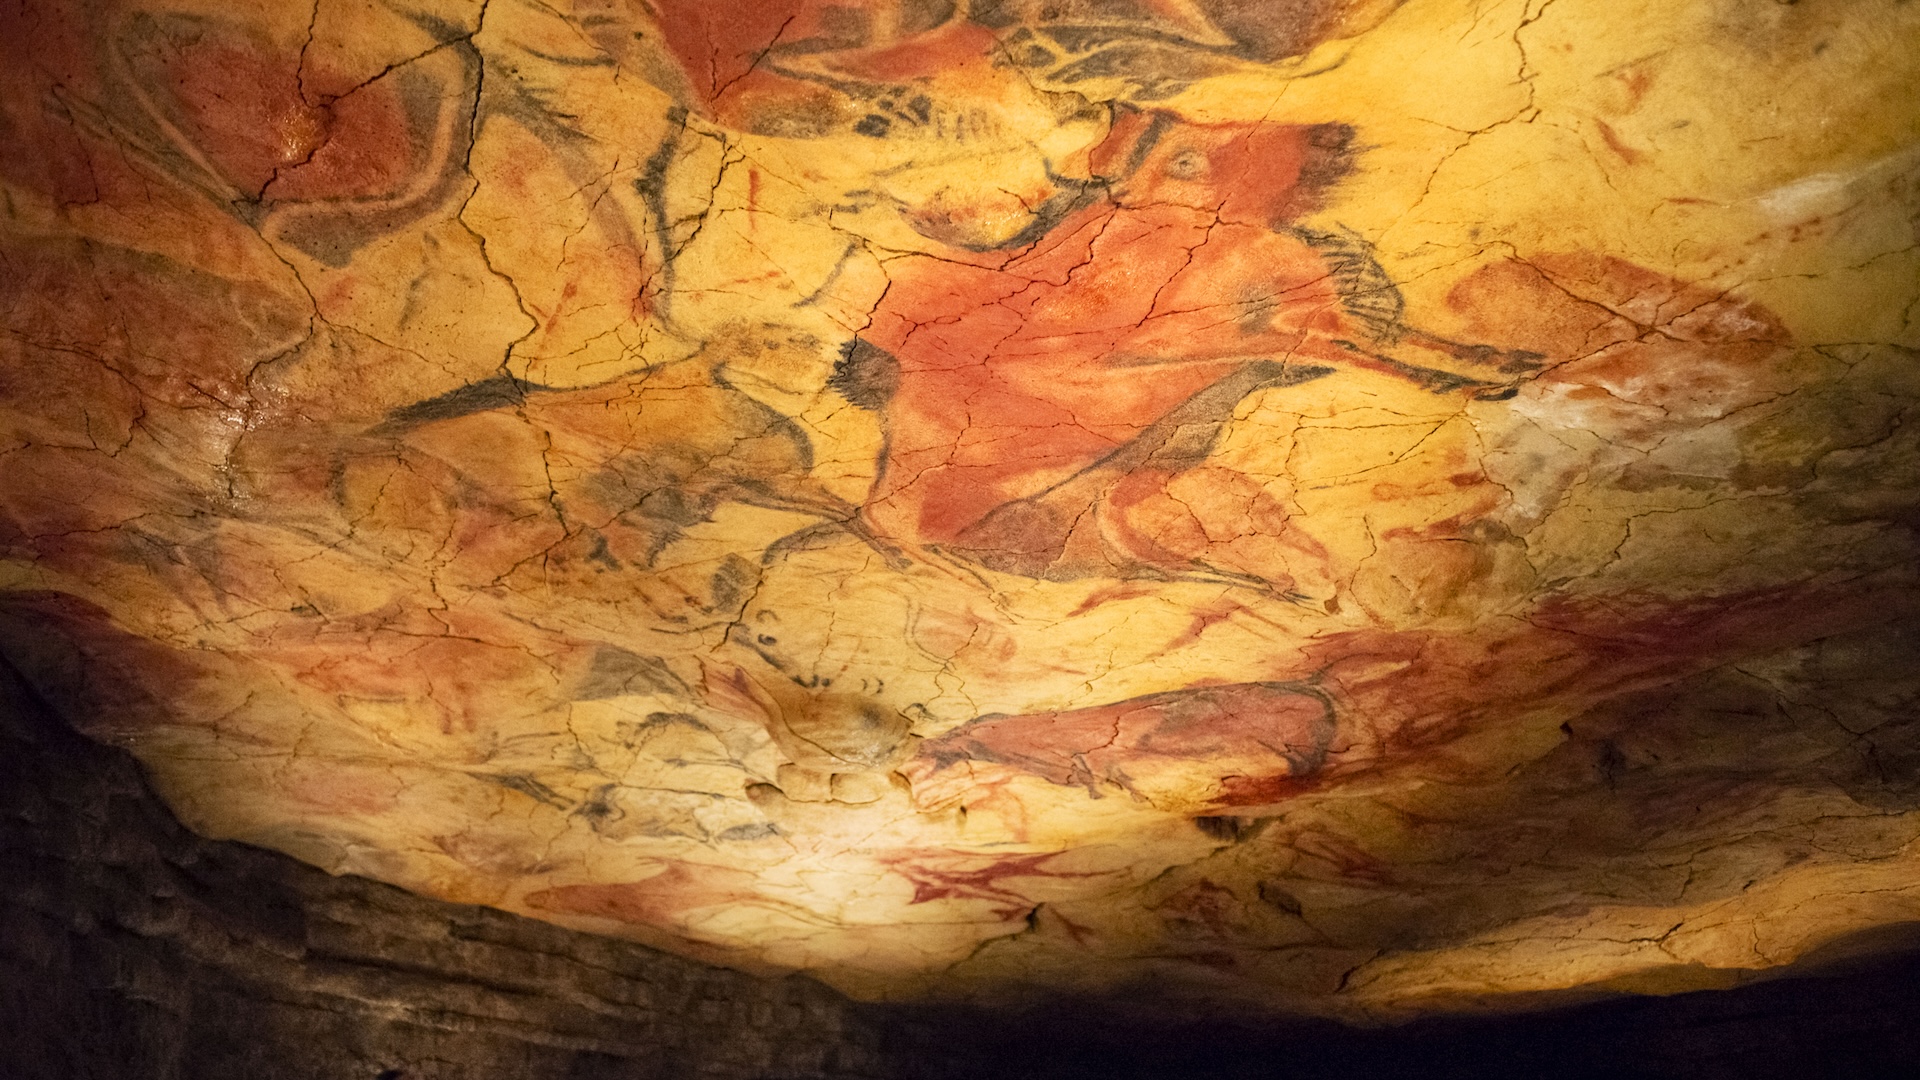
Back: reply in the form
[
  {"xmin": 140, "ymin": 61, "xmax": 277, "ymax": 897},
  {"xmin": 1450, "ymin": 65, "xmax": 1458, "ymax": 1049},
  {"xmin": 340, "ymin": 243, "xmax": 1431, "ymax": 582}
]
[
  {"xmin": 7, "ymin": 652, "xmax": 1920, "ymax": 1080},
  {"xmin": 0, "ymin": 659, "xmax": 890, "ymax": 1080}
]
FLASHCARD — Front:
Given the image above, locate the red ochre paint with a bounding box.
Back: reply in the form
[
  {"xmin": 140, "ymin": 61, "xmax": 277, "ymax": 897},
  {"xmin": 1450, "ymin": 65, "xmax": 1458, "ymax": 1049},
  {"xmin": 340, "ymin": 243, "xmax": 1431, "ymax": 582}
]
[
  {"xmin": 853, "ymin": 116, "xmax": 1368, "ymax": 574},
  {"xmin": 904, "ymin": 681, "xmax": 1336, "ymax": 810}
]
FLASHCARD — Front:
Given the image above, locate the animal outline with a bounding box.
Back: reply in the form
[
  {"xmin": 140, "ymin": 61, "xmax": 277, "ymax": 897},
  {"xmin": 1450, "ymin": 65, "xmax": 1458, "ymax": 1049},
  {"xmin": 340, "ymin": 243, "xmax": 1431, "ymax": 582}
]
[{"xmin": 833, "ymin": 108, "xmax": 1542, "ymax": 596}]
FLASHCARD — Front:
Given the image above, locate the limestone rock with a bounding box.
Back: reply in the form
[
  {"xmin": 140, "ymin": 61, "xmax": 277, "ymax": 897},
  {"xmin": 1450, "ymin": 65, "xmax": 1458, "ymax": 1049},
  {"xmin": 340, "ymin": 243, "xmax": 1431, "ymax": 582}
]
[{"xmin": 2, "ymin": 0, "xmax": 1918, "ymax": 1018}]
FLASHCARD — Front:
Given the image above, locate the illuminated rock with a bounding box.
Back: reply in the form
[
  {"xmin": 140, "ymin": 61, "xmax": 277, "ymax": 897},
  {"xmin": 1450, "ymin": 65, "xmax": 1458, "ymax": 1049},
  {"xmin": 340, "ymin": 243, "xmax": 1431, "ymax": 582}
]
[{"xmin": 2, "ymin": 0, "xmax": 1917, "ymax": 1018}]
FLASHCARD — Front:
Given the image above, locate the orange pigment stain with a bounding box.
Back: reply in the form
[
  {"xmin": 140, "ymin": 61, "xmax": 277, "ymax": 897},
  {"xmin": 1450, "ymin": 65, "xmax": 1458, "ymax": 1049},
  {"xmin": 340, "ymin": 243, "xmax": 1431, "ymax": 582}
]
[
  {"xmin": 527, "ymin": 862, "xmax": 767, "ymax": 926},
  {"xmin": 879, "ymin": 848, "xmax": 1119, "ymax": 918},
  {"xmin": 860, "ymin": 116, "xmax": 1349, "ymax": 551},
  {"xmin": 905, "ymin": 681, "xmax": 1336, "ymax": 811}
]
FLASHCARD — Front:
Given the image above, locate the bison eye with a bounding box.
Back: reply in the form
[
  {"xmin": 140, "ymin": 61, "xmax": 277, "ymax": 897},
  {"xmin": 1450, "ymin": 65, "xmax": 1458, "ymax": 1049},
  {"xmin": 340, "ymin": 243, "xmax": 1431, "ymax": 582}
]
[{"xmin": 1164, "ymin": 148, "xmax": 1209, "ymax": 180}]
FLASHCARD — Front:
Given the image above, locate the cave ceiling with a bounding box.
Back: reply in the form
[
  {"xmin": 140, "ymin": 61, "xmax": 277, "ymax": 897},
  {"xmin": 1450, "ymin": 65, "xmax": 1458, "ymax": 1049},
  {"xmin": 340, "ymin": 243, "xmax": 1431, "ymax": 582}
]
[{"xmin": 3, "ymin": 0, "xmax": 1920, "ymax": 1018}]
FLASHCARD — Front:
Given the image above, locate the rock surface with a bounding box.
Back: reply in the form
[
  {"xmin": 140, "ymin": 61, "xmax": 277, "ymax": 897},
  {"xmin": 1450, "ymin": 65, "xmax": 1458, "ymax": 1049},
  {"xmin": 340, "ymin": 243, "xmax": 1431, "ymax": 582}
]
[
  {"xmin": 0, "ymin": 658, "xmax": 892, "ymax": 1079},
  {"xmin": 3, "ymin": 0, "xmax": 1919, "ymax": 1017},
  {"xmin": 8, "ymin": 657, "xmax": 1920, "ymax": 1079}
]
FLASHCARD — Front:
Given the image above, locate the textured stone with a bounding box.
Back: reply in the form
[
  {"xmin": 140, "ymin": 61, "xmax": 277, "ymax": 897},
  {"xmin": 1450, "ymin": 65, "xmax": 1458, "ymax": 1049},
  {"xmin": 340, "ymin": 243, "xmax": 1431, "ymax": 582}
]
[
  {"xmin": 2, "ymin": 0, "xmax": 1918, "ymax": 1019},
  {"xmin": 8, "ymin": 657, "xmax": 1920, "ymax": 1078},
  {"xmin": 0, "ymin": 660, "xmax": 890, "ymax": 1079}
]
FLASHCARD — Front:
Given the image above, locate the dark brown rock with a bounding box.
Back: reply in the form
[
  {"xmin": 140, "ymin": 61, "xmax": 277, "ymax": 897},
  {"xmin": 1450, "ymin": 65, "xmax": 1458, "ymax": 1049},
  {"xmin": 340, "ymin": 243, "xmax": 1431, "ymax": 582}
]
[
  {"xmin": 0, "ymin": 658, "xmax": 887, "ymax": 1080},
  {"xmin": 8, "ymin": 653, "xmax": 1920, "ymax": 1079}
]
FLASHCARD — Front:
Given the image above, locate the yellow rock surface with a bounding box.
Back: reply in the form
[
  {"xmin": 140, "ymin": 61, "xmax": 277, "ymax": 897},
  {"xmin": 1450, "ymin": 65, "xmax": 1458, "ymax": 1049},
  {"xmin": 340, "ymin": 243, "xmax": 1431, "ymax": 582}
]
[{"xmin": 2, "ymin": 0, "xmax": 1918, "ymax": 1017}]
